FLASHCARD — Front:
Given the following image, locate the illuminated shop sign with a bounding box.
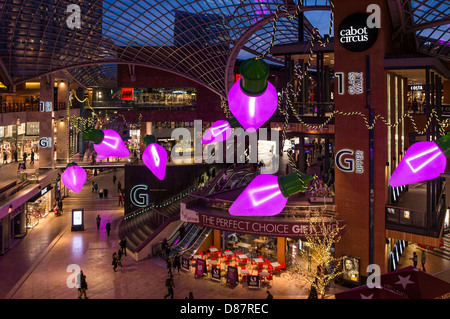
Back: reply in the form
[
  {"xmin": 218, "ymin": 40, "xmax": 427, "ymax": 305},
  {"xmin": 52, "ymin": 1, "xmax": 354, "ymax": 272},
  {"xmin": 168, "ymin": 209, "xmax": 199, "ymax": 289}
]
[
  {"xmin": 183, "ymin": 210, "xmax": 344, "ymax": 238},
  {"xmin": 336, "ymin": 149, "xmax": 364, "ymax": 174},
  {"xmin": 338, "ymin": 12, "xmax": 379, "ymax": 52},
  {"xmin": 121, "ymin": 88, "xmax": 134, "ymax": 101},
  {"xmin": 409, "ymin": 85, "xmax": 425, "ymax": 91}
]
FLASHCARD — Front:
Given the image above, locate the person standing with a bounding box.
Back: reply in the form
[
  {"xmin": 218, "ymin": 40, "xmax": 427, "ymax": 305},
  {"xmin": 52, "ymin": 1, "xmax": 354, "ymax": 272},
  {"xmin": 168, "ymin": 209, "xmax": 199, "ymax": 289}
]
[
  {"xmin": 14, "ymin": 150, "xmax": 17, "ymax": 162},
  {"xmin": 23, "ymin": 152, "xmax": 27, "ymax": 162},
  {"xmin": 117, "ymin": 181, "xmax": 122, "ymax": 194},
  {"xmin": 410, "ymin": 251, "xmax": 418, "ymax": 268},
  {"xmin": 96, "ymin": 215, "xmax": 101, "ymax": 231},
  {"xmin": 113, "ymin": 174, "xmax": 116, "ymax": 185},
  {"xmin": 77, "ymin": 270, "xmax": 88, "ymax": 299},
  {"xmin": 421, "ymin": 250, "xmax": 427, "ymax": 272},
  {"xmin": 105, "ymin": 220, "xmax": 111, "ymax": 236},
  {"xmin": 58, "ymin": 200, "xmax": 63, "ymax": 214},
  {"xmin": 164, "ymin": 275, "xmax": 175, "ymax": 299},
  {"xmin": 118, "ymin": 248, "xmax": 123, "ymax": 267},
  {"xmin": 30, "ymin": 151, "xmax": 34, "ymax": 164}
]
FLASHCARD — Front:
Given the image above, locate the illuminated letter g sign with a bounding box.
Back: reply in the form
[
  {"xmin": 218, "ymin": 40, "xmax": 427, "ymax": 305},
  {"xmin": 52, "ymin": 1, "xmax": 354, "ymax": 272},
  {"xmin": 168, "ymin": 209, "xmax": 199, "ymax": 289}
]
[
  {"xmin": 130, "ymin": 184, "xmax": 149, "ymax": 207},
  {"xmin": 336, "ymin": 149, "xmax": 354, "ymax": 172}
]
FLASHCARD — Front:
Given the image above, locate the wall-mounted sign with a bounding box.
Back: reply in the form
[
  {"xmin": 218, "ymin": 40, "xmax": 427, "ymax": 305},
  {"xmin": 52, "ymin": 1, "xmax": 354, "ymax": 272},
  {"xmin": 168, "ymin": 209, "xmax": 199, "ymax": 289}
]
[
  {"xmin": 335, "ymin": 72, "xmax": 364, "ymax": 95},
  {"xmin": 39, "ymin": 101, "xmax": 53, "ymax": 112},
  {"xmin": 130, "ymin": 184, "xmax": 149, "ymax": 207},
  {"xmin": 39, "ymin": 137, "xmax": 52, "ymax": 148},
  {"xmin": 409, "ymin": 85, "xmax": 425, "ymax": 91},
  {"xmin": 338, "ymin": 13, "xmax": 379, "ymax": 52},
  {"xmin": 121, "ymin": 88, "xmax": 134, "ymax": 101},
  {"xmin": 188, "ymin": 210, "xmax": 344, "ymax": 239},
  {"xmin": 336, "ymin": 149, "xmax": 364, "ymax": 174}
]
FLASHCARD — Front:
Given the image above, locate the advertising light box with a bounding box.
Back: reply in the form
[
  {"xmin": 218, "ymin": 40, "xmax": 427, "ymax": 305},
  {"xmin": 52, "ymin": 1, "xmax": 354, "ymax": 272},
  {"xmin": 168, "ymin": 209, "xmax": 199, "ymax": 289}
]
[{"xmin": 71, "ymin": 209, "xmax": 84, "ymax": 231}]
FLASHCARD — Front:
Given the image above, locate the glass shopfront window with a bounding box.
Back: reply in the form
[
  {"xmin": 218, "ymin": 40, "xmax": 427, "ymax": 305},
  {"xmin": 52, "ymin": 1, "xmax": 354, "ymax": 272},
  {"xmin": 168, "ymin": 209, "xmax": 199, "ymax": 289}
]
[{"xmin": 26, "ymin": 186, "xmax": 52, "ymax": 229}]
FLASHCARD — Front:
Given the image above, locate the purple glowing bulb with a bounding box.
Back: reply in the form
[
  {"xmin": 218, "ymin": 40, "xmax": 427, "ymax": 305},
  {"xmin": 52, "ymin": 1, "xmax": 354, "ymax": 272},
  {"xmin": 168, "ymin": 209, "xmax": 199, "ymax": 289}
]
[
  {"xmin": 228, "ymin": 78, "xmax": 278, "ymax": 132},
  {"xmin": 389, "ymin": 141, "xmax": 447, "ymax": 187},
  {"xmin": 229, "ymin": 173, "xmax": 313, "ymax": 217},
  {"xmin": 202, "ymin": 120, "xmax": 232, "ymax": 144},
  {"xmin": 62, "ymin": 164, "xmax": 87, "ymax": 193},
  {"xmin": 142, "ymin": 136, "xmax": 167, "ymax": 180},
  {"xmin": 93, "ymin": 129, "xmax": 130, "ymax": 158},
  {"xmin": 229, "ymin": 174, "xmax": 287, "ymax": 216}
]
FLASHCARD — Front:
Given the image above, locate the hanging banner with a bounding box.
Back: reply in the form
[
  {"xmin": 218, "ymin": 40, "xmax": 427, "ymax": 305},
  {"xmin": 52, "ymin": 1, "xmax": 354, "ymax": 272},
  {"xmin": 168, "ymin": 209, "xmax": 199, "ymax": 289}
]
[{"xmin": 195, "ymin": 258, "xmax": 206, "ymax": 278}]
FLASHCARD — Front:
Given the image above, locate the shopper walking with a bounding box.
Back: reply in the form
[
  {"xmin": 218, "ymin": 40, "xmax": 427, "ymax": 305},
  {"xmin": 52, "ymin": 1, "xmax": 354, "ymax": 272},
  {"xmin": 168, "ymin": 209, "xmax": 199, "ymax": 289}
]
[
  {"xmin": 421, "ymin": 250, "xmax": 427, "ymax": 272},
  {"xmin": 117, "ymin": 181, "xmax": 122, "ymax": 194},
  {"xmin": 113, "ymin": 174, "xmax": 116, "ymax": 185},
  {"xmin": 410, "ymin": 251, "xmax": 418, "ymax": 268},
  {"xmin": 23, "ymin": 152, "xmax": 27, "ymax": 162},
  {"xmin": 77, "ymin": 270, "xmax": 88, "ymax": 299},
  {"xmin": 105, "ymin": 220, "xmax": 111, "ymax": 236},
  {"xmin": 112, "ymin": 252, "xmax": 119, "ymax": 272},
  {"xmin": 173, "ymin": 253, "xmax": 181, "ymax": 274},
  {"xmin": 96, "ymin": 215, "xmax": 101, "ymax": 231},
  {"xmin": 164, "ymin": 275, "xmax": 175, "ymax": 299},
  {"xmin": 119, "ymin": 237, "xmax": 127, "ymax": 256},
  {"xmin": 30, "ymin": 151, "xmax": 34, "ymax": 164},
  {"xmin": 118, "ymin": 193, "xmax": 124, "ymax": 206},
  {"xmin": 118, "ymin": 248, "xmax": 124, "ymax": 267}
]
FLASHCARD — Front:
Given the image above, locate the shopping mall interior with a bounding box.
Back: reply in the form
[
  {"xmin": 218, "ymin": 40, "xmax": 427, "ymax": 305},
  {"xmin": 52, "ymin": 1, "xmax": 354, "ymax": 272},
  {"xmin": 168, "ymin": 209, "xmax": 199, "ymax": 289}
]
[{"xmin": 0, "ymin": 0, "xmax": 449, "ymax": 307}]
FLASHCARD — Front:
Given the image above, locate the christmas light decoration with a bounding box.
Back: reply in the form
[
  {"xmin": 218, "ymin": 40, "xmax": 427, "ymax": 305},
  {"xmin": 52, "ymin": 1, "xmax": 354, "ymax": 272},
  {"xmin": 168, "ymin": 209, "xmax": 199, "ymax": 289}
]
[
  {"xmin": 227, "ymin": 58, "xmax": 278, "ymax": 133},
  {"xmin": 82, "ymin": 128, "xmax": 130, "ymax": 158},
  {"xmin": 201, "ymin": 118, "xmax": 240, "ymax": 144},
  {"xmin": 229, "ymin": 172, "xmax": 314, "ymax": 216},
  {"xmin": 389, "ymin": 134, "xmax": 450, "ymax": 187},
  {"xmin": 62, "ymin": 163, "xmax": 87, "ymax": 193},
  {"xmin": 142, "ymin": 135, "xmax": 167, "ymax": 180}
]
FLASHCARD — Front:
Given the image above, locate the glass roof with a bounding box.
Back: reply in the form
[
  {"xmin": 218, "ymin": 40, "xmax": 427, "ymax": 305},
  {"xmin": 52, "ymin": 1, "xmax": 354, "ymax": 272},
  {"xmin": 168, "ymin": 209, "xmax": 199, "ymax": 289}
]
[
  {"xmin": 409, "ymin": 0, "xmax": 450, "ymax": 59},
  {"xmin": 0, "ymin": 0, "xmax": 448, "ymax": 95},
  {"xmin": 0, "ymin": 0, "xmax": 334, "ymax": 95}
]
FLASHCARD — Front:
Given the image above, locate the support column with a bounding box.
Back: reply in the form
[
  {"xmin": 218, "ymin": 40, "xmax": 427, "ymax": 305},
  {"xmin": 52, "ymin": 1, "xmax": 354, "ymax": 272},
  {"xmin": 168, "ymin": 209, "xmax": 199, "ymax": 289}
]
[
  {"xmin": 213, "ymin": 229, "xmax": 221, "ymax": 251},
  {"xmin": 39, "ymin": 75, "xmax": 55, "ymax": 168},
  {"xmin": 334, "ymin": 0, "xmax": 390, "ymax": 276},
  {"xmin": 277, "ymin": 237, "xmax": 285, "ymax": 265}
]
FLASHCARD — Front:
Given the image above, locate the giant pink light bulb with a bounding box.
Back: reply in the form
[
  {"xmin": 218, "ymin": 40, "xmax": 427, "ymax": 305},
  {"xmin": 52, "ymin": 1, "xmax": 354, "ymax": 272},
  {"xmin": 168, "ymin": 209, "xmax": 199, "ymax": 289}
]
[
  {"xmin": 202, "ymin": 120, "xmax": 232, "ymax": 144},
  {"xmin": 142, "ymin": 135, "xmax": 167, "ymax": 180},
  {"xmin": 389, "ymin": 140, "xmax": 448, "ymax": 187},
  {"xmin": 228, "ymin": 78, "xmax": 278, "ymax": 133},
  {"xmin": 228, "ymin": 58, "xmax": 278, "ymax": 133},
  {"xmin": 62, "ymin": 163, "xmax": 87, "ymax": 193},
  {"xmin": 229, "ymin": 173, "xmax": 313, "ymax": 217},
  {"xmin": 93, "ymin": 129, "xmax": 130, "ymax": 158}
]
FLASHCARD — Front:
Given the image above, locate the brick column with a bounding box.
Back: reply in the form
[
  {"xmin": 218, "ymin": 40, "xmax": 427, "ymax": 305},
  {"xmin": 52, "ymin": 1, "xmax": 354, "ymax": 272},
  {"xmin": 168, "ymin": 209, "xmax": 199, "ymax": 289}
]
[{"xmin": 334, "ymin": 0, "xmax": 391, "ymax": 276}]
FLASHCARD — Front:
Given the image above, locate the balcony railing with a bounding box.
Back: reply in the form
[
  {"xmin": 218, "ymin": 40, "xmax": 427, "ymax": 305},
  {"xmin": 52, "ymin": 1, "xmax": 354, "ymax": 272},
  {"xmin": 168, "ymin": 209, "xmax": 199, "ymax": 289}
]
[{"xmin": 0, "ymin": 103, "xmax": 39, "ymax": 113}]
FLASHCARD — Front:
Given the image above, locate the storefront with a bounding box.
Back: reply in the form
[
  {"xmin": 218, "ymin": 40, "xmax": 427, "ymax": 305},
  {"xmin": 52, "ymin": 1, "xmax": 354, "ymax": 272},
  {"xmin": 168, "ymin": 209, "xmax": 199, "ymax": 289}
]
[
  {"xmin": 26, "ymin": 184, "xmax": 53, "ymax": 229},
  {"xmin": 181, "ymin": 203, "xmax": 344, "ymax": 268},
  {"xmin": 407, "ymin": 84, "xmax": 426, "ymax": 113}
]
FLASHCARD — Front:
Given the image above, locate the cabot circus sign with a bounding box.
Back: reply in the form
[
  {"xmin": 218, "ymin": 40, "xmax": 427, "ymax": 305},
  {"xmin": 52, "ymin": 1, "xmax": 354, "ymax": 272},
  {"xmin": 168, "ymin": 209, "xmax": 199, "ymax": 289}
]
[{"xmin": 338, "ymin": 11, "xmax": 379, "ymax": 52}]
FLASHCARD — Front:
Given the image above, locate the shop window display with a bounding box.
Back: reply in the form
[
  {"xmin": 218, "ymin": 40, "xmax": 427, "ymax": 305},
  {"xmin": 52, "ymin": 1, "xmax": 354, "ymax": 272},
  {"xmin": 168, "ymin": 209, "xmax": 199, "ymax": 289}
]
[{"xmin": 26, "ymin": 192, "xmax": 51, "ymax": 229}]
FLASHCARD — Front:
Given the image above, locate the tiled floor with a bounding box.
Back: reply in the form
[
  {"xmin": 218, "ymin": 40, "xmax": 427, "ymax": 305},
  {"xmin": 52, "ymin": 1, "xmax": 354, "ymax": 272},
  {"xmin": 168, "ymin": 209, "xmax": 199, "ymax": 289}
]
[{"xmin": 0, "ymin": 168, "xmax": 449, "ymax": 300}]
